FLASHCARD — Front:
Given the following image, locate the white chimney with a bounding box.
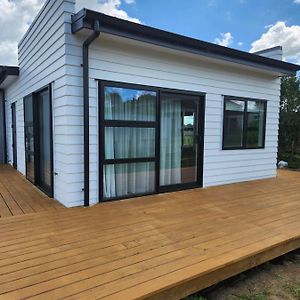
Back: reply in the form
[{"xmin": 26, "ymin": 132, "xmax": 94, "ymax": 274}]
[{"xmin": 253, "ymin": 46, "xmax": 283, "ymax": 61}]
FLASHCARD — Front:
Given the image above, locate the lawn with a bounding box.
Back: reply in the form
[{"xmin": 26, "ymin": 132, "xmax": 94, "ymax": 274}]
[
  {"xmin": 184, "ymin": 249, "xmax": 300, "ymax": 300},
  {"xmin": 279, "ymin": 153, "xmax": 300, "ymax": 170}
]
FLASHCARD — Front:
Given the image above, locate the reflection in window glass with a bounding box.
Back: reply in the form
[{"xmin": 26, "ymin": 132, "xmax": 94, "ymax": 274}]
[
  {"xmin": 24, "ymin": 95, "xmax": 33, "ymax": 123},
  {"xmin": 103, "ymin": 162, "xmax": 155, "ymax": 199},
  {"xmin": 160, "ymin": 94, "xmax": 199, "ymax": 186},
  {"xmin": 223, "ymin": 100, "xmax": 245, "ymax": 148},
  {"xmin": 104, "ymin": 87, "xmax": 156, "ymax": 121},
  {"xmin": 246, "ymin": 101, "xmax": 265, "ymax": 148}
]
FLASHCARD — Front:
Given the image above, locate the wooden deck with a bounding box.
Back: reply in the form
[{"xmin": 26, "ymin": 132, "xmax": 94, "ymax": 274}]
[
  {"xmin": 0, "ymin": 164, "xmax": 63, "ymax": 217},
  {"xmin": 0, "ymin": 166, "xmax": 299, "ymax": 299}
]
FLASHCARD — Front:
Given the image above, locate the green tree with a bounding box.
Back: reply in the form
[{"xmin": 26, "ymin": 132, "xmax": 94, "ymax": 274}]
[{"xmin": 279, "ymin": 76, "xmax": 300, "ymax": 157}]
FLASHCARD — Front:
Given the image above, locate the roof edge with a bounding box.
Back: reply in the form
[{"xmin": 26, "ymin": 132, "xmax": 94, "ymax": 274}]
[
  {"xmin": 71, "ymin": 9, "xmax": 300, "ymax": 76},
  {"xmin": 0, "ymin": 66, "xmax": 20, "ymax": 87}
]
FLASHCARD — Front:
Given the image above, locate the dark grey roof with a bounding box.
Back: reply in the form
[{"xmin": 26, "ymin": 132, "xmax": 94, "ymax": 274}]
[
  {"xmin": 72, "ymin": 9, "xmax": 300, "ymax": 76},
  {"xmin": 0, "ymin": 66, "xmax": 19, "ymax": 86}
]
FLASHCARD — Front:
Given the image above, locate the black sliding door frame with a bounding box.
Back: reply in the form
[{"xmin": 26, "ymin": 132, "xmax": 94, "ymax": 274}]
[
  {"xmin": 34, "ymin": 85, "xmax": 54, "ymax": 197},
  {"xmin": 24, "ymin": 84, "xmax": 54, "ymax": 197},
  {"xmin": 98, "ymin": 80, "xmax": 205, "ymax": 202},
  {"xmin": 99, "ymin": 81, "xmax": 159, "ymax": 202},
  {"xmin": 24, "ymin": 94, "xmax": 35, "ymax": 183},
  {"xmin": 11, "ymin": 102, "xmax": 17, "ymax": 169},
  {"xmin": 158, "ymin": 90, "xmax": 206, "ymax": 193}
]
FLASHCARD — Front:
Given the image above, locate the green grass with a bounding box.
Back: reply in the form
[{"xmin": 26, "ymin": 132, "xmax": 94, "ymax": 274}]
[
  {"xmin": 233, "ymin": 290, "xmax": 270, "ymax": 300},
  {"xmin": 284, "ymin": 282, "xmax": 300, "ymax": 299},
  {"xmin": 260, "ymin": 262, "xmax": 273, "ymax": 271},
  {"xmin": 185, "ymin": 296, "xmax": 207, "ymax": 300},
  {"xmin": 279, "ymin": 152, "xmax": 300, "ymax": 169}
]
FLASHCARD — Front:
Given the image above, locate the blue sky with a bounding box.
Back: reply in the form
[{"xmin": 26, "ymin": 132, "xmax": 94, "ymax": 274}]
[
  {"xmin": 121, "ymin": 0, "xmax": 300, "ymax": 55},
  {"xmin": 1, "ymin": 0, "xmax": 300, "ymax": 65}
]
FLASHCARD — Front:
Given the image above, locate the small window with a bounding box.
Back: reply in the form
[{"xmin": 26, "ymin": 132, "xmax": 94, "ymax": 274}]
[{"xmin": 223, "ymin": 96, "xmax": 267, "ymax": 150}]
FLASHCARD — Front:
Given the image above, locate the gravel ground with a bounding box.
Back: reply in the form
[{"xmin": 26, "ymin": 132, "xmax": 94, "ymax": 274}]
[{"xmin": 185, "ymin": 248, "xmax": 300, "ymax": 300}]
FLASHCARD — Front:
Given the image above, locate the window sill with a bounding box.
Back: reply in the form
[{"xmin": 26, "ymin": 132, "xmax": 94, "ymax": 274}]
[{"xmin": 222, "ymin": 147, "xmax": 265, "ymax": 150}]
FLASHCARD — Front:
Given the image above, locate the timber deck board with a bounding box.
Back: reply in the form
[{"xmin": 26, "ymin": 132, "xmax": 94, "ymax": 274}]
[
  {"xmin": 0, "ymin": 164, "xmax": 63, "ymax": 217},
  {"xmin": 0, "ymin": 165, "xmax": 299, "ymax": 299}
]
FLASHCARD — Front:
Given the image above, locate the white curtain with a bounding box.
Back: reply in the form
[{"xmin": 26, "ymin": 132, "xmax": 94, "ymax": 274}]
[
  {"xmin": 160, "ymin": 98, "xmax": 182, "ymax": 186},
  {"xmin": 103, "ymin": 91, "xmax": 155, "ymax": 199}
]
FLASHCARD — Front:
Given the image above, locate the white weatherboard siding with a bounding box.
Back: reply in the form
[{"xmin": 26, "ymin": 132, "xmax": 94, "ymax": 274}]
[
  {"xmin": 3, "ymin": 0, "xmax": 281, "ymax": 207},
  {"xmin": 4, "ymin": 0, "xmax": 78, "ymax": 207},
  {"xmin": 64, "ymin": 32, "xmax": 280, "ymax": 206}
]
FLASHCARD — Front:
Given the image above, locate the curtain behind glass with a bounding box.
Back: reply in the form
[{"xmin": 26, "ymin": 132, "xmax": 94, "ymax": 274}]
[
  {"xmin": 103, "ymin": 90, "xmax": 156, "ymax": 199},
  {"xmin": 160, "ymin": 97, "xmax": 182, "ymax": 186}
]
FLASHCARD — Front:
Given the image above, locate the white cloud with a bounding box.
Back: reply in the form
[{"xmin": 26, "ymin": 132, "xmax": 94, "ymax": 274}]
[
  {"xmin": 294, "ymin": 0, "xmax": 300, "ymax": 3},
  {"xmin": 0, "ymin": 0, "xmax": 44, "ymax": 65},
  {"xmin": 250, "ymin": 21, "xmax": 300, "ymax": 64},
  {"xmin": 0, "ymin": 0, "xmax": 140, "ymax": 66},
  {"xmin": 214, "ymin": 32, "xmax": 233, "ymax": 47},
  {"xmin": 76, "ymin": 0, "xmax": 140, "ymax": 23},
  {"xmin": 238, "ymin": 41, "xmax": 243, "ymax": 46}
]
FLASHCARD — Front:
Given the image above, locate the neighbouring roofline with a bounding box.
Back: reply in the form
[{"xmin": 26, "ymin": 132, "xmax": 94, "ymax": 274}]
[
  {"xmin": 0, "ymin": 66, "xmax": 19, "ymax": 86},
  {"xmin": 71, "ymin": 9, "xmax": 300, "ymax": 76}
]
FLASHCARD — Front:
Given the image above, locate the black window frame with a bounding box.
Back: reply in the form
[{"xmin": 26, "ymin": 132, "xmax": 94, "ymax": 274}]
[
  {"xmin": 99, "ymin": 80, "xmax": 206, "ymax": 202},
  {"xmin": 222, "ymin": 95, "xmax": 267, "ymax": 150},
  {"xmin": 11, "ymin": 102, "xmax": 17, "ymax": 169},
  {"xmin": 99, "ymin": 81, "xmax": 159, "ymax": 201},
  {"xmin": 23, "ymin": 84, "xmax": 54, "ymax": 197}
]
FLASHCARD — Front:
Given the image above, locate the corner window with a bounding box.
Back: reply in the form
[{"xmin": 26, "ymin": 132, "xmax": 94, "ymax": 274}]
[{"xmin": 223, "ymin": 96, "xmax": 267, "ymax": 150}]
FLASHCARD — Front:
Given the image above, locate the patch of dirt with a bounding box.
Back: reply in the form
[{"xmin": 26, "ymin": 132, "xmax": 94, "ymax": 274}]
[{"xmin": 185, "ymin": 249, "xmax": 300, "ymax": 300}]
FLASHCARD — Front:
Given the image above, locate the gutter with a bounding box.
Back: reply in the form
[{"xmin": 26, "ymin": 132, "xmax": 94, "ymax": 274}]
[
  {"xmin": 0, "ymin": 89, "xmax": 7, "ymax": 164},
  {"xmin": 82, "ymin": 20, "xmax": 100, "ymax": 207},
  {"xmin": 72, "ymin": 9, "xmax": 300, "ymax": 76}
]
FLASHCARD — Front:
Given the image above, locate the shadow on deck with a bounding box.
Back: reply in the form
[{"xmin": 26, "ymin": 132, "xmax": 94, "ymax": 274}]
[{"xmin": 0, "ymin": 164, "xmax": 63, "ymax": 218}]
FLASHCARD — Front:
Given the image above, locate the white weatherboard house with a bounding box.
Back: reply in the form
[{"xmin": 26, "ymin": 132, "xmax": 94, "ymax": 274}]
[{"xmin": 0, "ymin": 0, "xmax": 299, "ymax": 207}]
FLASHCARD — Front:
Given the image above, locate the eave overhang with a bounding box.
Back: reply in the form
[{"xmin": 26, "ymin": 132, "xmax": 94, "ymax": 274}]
[
  {"xmin": 0, "ymin": 66, "xmax": 19, "ymax": 89},
  {"xmin": 71, "ymin": 9, "xmax": 300, "ymax": 76}
]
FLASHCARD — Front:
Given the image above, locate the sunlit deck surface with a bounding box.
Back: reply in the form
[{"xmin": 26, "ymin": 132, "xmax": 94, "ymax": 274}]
[{"xmin": 0, "ymin": 165, "xmax": 299, "ymax": 299}]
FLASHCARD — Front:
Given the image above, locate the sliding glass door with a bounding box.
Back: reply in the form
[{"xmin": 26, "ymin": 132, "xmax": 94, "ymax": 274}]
[
  {"xmin": 24, "ymin": 95, "xmax": 35, "ymax": 182},
  {"xmin": 160, "ymin": 92, "xmax": 200, "ymax": 191},
  {"xmin": 100, "ymin": 84, "xmax": 157, "ymax": 200},
  {"xmin": 11, "ymin": 102, "xmax": 17, "ymax": 169},
  {"xmin": 99, "ymin": 81, "xmax": 205, "ymax": 201},
  {"xmin": 36, "ymin": 89, "xmax": 53, "ymax": 195},
  {"xmin": 23, "ymin": 85, "xmax": 53, "ymax": 197}
]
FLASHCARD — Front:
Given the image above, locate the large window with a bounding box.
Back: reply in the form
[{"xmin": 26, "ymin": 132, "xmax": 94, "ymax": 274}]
[
  {"xmin": 223, "ymin": 96, "xmax": 267, "ymax": 150},
  {"xmin": 99, "ymin": 81, "xmax": 206, "ymax": 202},
  {"xmin": 101, "ymin": 85, "xmax": 157, "ymax": 200}
]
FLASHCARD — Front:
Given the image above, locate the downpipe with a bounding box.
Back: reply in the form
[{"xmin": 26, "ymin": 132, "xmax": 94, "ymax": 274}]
[{"xmin": 82, "ymin": 20, "xmax": 100, "ymax": 207}]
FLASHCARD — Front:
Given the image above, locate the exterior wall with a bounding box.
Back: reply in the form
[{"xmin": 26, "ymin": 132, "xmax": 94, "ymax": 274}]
[
  {"xmin": 4, "ymin": 0, "xmax": 77, "ymax": 207},
  {"xmin": 0, "ymin": 91, "xmax": 5, "ymax": 163},
  {"xmin": 65, "ymin": 33, "xmax": 280, "ymax": 206},
  {"xmin": 3, "ymin": 0, "xmax": 281, "ymax": 207}
]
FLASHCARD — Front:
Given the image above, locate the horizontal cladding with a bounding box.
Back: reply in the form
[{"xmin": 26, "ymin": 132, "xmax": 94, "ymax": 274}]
[
  {"xmin": 5, "ymin": 0, "xmax": 76, "ymax": 206},
  {"xmin": 64, "ymin": 45, "xmax": 280, "ymax": 98},
  {"xmin": 62, "ymin": 33, "xmax": 280, "ymax": 206},
  {"xmin": 66, "ymin": 34, "xmax": 280, "ymax": 89},
  {"xmin": 18, "ymin": 0, "xmax": 74, "ymax": 53}
]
